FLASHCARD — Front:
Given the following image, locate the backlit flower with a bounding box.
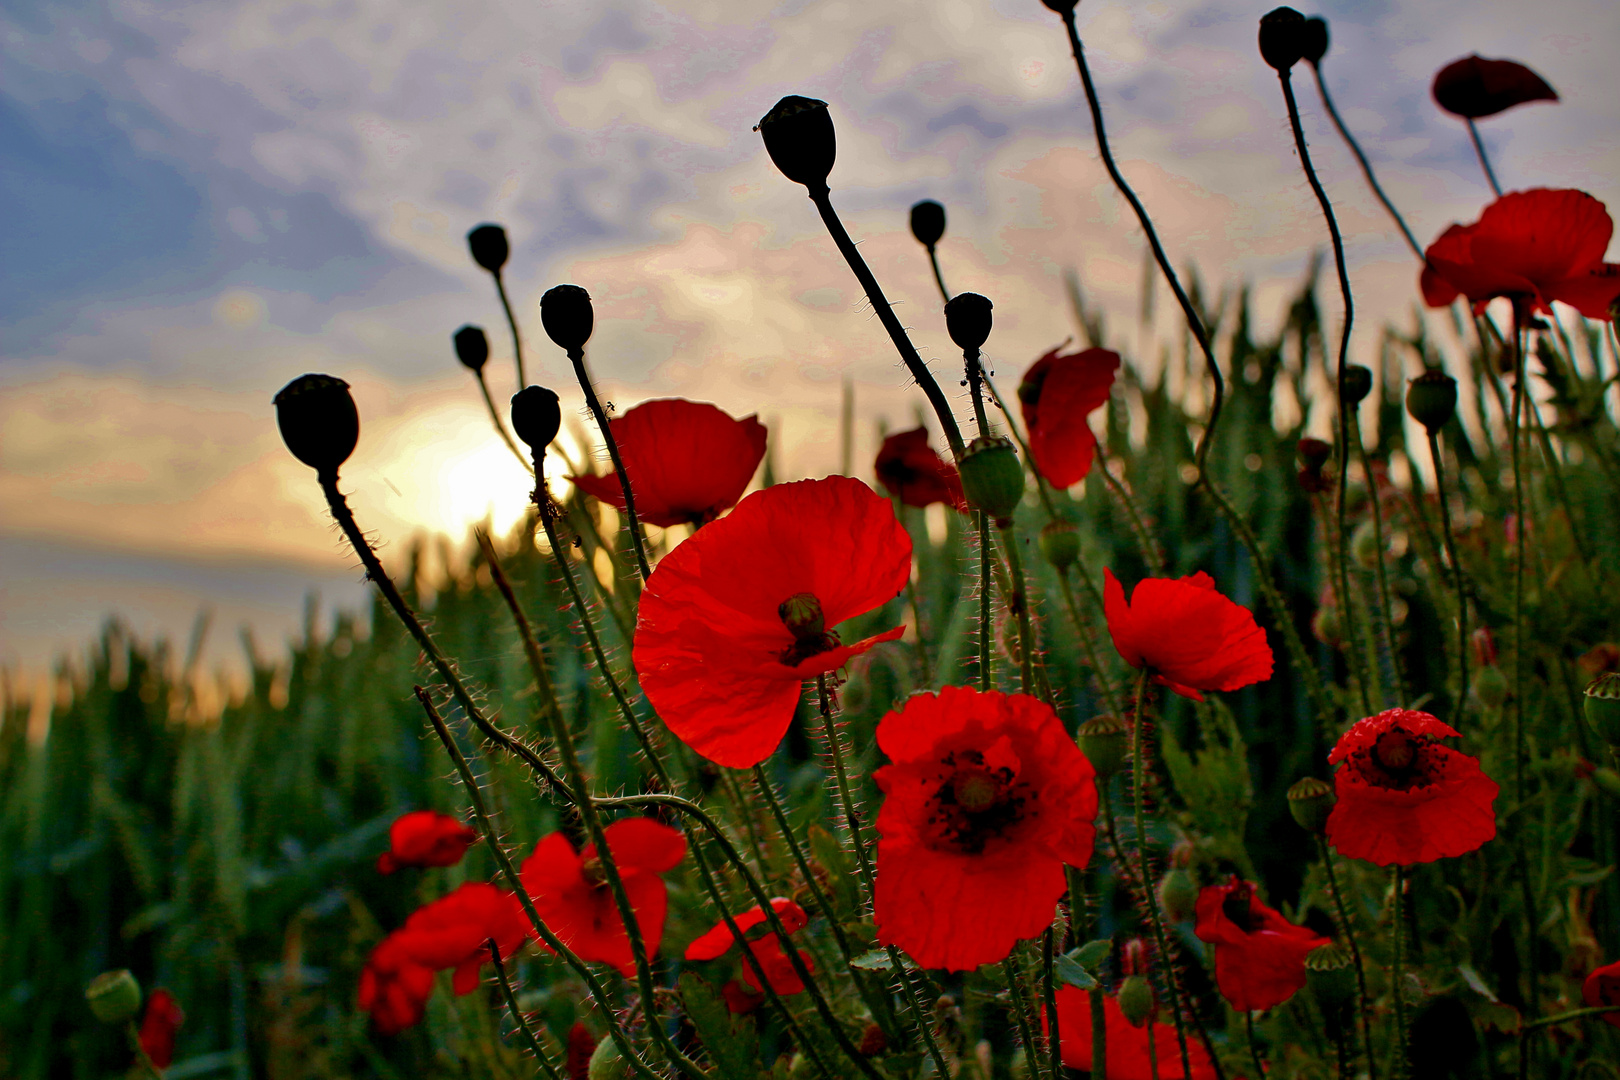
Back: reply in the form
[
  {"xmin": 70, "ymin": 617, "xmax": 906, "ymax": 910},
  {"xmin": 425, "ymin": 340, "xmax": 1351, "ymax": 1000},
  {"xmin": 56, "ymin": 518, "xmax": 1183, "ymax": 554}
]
[
  {"xmin": 138, "ymin": 990, "xmax": 184, "ymax": 1069},
  {"xmin": 1193, "ymin": 876, "xmax": 1328, "ymax": 1012},
  {"xmin": 1420, "ymin": 189, "xmax": 1620, "ymax": 320},
  {"xmin": 685, "ymin": 898, "xmax": 815, "ymax": 1010},
  {"xmin": 874, "ymin": 686, "xmax": 1097, "ymax": 971},
  {"xmin": 633, "ymin": 476, "xmax": 911, "ymax": 767},
  {"xmin": 1018, "ymin": 346, "xmax": 1119, "ymax": 488},
  {"xmin": 572, "ymin": 398, "xmax": 767, "ymax": 528},
  {"xmin": 1103, "ymin": 569, "xmax": 1274, "ymax": 701},
  {"xmin": 1582, "ymin": 959, "xmax": 1620, "ymax": 1029},
  {"xmin": 1431, "ymin": 55, "xmax": 1557, "ymax": 120},
  {"xmin": 376, "ymin": 810, "xmax": 478, "ymax": 874},
  {"xmin": 521, "ymin": 818, "xmax": 687, "ymax": 975},
  {"xmin": 874, "ymin": 427, "xmax": 966, "ymax": 511},
  {"xmin": 1049, "ymin": 987, "xmax": 1216, "ymax": 1079},
  {"xmin": 1325, "ymin": 709, "xmax": 1499, "ymax": 866}
]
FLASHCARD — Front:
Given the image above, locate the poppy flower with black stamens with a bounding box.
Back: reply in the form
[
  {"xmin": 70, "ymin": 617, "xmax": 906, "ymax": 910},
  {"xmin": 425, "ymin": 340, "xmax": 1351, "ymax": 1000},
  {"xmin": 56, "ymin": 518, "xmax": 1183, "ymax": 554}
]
[
  {"xmin": 1420, "ymin": 189, "xmax": 1620, "ymax": 320},
  {"xmin": 873, "ymin": 686, "xmax": 1097, "ymax": 971},
  {"xmin": 376, "ymin": 810, "xmax": 478, "ymax": 874},
  {"xmin": 1432, "ymin": 55, "xmax": 1557, "ymax": 120},
  {"xmin": 1325, "ymin": 708, "xmax": 1499, "ymax": 866},
  {"xmin": 1048, "ymin": 987, "xmax": 1217, "ymax": 1079},
  {"xmin": 1103, "ymin": 569, "xmax": 1273, "ymax": 701},
  {"xmin": 686, "ymin": 898, "xmax": 815, "ymax": 1009},
  {"xmin": 874, "ymin": 427, "xmax": 966, "ymax": 511},
  {"xmin": 1583, "ymin": 959, "xmax": 1620, "ymax": 1029},
  {"xmin": 1194, "ymin": 876, "xmax": 1328, "ymax": 1012},
  {"xmin": 633, "ymin": 476, "xmax": 912, "ymax": 767},
  {"xmin": 1018, "ymin": 346, "xmax": 1120, "ymax": 489},
  {"xmin": 521, "ymin": 818, "xmax": 687, "ymax": 975},
  {"xmin": 571, "ymin": 398, "xmax": 767, "ymax": 528},
  {"xmin": 138, "ymin": 990, "xmax": 183, "ymax": 1069}
]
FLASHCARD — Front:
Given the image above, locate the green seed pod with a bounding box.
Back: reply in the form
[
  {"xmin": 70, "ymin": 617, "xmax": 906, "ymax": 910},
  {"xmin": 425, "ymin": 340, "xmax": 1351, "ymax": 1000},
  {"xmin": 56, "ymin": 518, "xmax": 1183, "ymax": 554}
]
[
  {"xmin": 510, "ymin": 386, "xmax": 562, "ymax": 452},
  {"xmin": 453, "ymin": 325, "xmax": 489, "ymax": 372},
  {"xmin": 1307, "ymin": 942, "xmax": 1356, "ymax": 1034},
  {"xmin": 588, "ymin": 1035, "xmax": 631, "ymax": 1080},
  {"xmin": 466, "ymin": 223, "xmax": 509, "ymax": 273},
  {"xmin": 1585, "ymin": 672, "xmax": 1620, "ymax": 747},
  {"xmin": 1118, "ymin": 975, "xmax": 1155, "ymax": 1027},
  {"xmin": 273, "ymin": 373, "xmax": 359, "ymax": 479},
  {"xmin": 756, "ymin": 95, "xmax": 835, "ymax": 191},
  {"xmin": 1473, "ymin": 664, "xmax": 1509, "ymax": 710},
  {"xmin": 958, "ymin": 436, "xmax": 1024, "ymax": 523},
  {"xmin": 85, "ymin": 970, "xmax": 143, "ymax": 1026},
  {"xmin": 1341, "ymin": 365, "xmax": 1373, "ymax": 409},
  {"xmin": 944, "ymin": 292, "xmax": 993, "ymax": 353},
  {"xmin": 1311, "ymin": 605, "xmax": 1342, "ymax": 647},
  {"xmin": 1350, "ymin": 519, "xmax": 1381, "ymax": 569},
  {"xmin": 541, "ymin": 284, "xmax": 594, "ymax": 352},
  {"xmin": 1258, "ymin": 7, "xmax": 1308, "ymax": 72},
  {"xmin": 1406, "ymin": 370, "xmax": 1458, "ymax": 435},
  {"xmin": 1157, "ymin": 868, "xmax": 1198, "ymax": 923},
  {"xmin": 1077, "ymin": 715, "xmax": 1129, "ymax": 777},
  {"xmin": 1287, "ymin": 776, "xmax": 1337, "ymax": 835},
  {"xmin": 910, "ymin": 200, "xmax": 945, "ymax": 248},
  {"xmin": 1039, "ymin": 520, "xmax": 1081, "ymax": 570},
  {"xmin": 1591, "ymin": 767, "xmax": 1620, "ymax": 800}
]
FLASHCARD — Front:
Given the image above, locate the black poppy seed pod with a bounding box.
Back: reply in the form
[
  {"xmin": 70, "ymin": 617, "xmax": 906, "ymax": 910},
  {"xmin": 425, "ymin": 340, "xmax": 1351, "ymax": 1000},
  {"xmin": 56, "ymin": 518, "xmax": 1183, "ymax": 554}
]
[
  {"xmin": 85, "ymin": 970, "xmax": 143, "ymax": 1025},
  {"xmin": 1406, "ymin": 369, "xmax": 1458, "ymax": 435},
  {"xmin": 273, "ymin": 373, "xmax": 359, "ymax": 478},
  {"xmin": 540, "ymin": 285, "xmax": 594, "ymax": 352},
  {"xmin": 1340, "ymin": 364, "xmax": 1373, "ymax": 409},
  {"xmin": 1258, "ymin": 7, "xmax": 1308, "ymax": 73},
  {"xmin": 944, "ymin": 292, "xmax": 993, "ymax": 352},
  {"xmin": 910, "ymin": 200, "xmax": 946, "ymax": 248},
  {"xmin": 467, "ymin": 224, "xmax": 509, "ymax": 273},
  {"xmin": 756, "ymin": 95, "xmax": 835, "ymax": 191},
  {"xmin": 510, "ymin": 386, "xmax": 562, "ymax": 453},
  {"xmin": 1038, "ymin": 0, "xmax": 1078, "ymax": 13},
  {"xmin": 1301, "ymin": 16, "xmax": 1328, "ymax": 66},
  {"xmin": 453, "ymin": 325, "xmax": 489, "ymax": 372}
]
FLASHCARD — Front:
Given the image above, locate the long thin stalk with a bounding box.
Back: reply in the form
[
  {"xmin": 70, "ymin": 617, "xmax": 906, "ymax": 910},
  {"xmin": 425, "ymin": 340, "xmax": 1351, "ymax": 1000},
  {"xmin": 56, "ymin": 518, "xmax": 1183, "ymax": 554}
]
[
  {"xmin": 1317, "ymin": 837, "xmax": 1377, "ymax": 1080},
  {"xmin": 493, "ymin": 272, "xmax": 526, "ymax": 391},
  {"xmin": 1308, "ymin": 63, "xmax": 1425, "ymax": 259},
  {"xmin": 1391, "ymin": 866, "xmax": 1409, "ymax": 1079},
  {"xmin": 927, "ymin": 245, "xmax": 950, "ymax": 305},
  {"xmin": 1352, "ymin": 422, "xmax": 1405, "ymax": 706},
  {"xmin": 474, "ymin": 368, "xmax": 534, "ymax": 473},
  {"xmin": 488, "ymin": 940, "xmax": 565, "ymax": 1080},
  {"xmin": 978, "ymin": 514, "xmax": 994, "ymax": 690},
  {"xmin": 1425, "ymin": 430, "xmax": 1469, "ymax": 722},
  {"xmin": 565, "ymin": 347, "xmax": 652, "ymax": 582},
  {"xmin": 1466, "ymin": 118, "xmax": 1504, "ymax": 197},
  {"xmin": 1090, "ymin": 988, "xmax": 1108, "ymax": 1080},
  {"xmin": 1245, "ymin": 1010, "xmax": 1267, "ymax": 1080}
]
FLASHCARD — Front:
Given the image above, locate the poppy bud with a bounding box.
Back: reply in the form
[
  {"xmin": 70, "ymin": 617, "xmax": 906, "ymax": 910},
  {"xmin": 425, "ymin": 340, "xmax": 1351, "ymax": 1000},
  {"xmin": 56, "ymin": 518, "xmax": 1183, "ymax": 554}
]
[
  {"xmin": 1118, "ymin": 975, "xmax": 1155, "ymax": 1027},
  {"xmin": 1472, "ymin": 664, "xmax": 1509, "ymax": 710},
  {"xmin": 1471, "ymin": 627, "xmax": 1498, "ymax": 668},
  {"xmin": 467, "ymin": 223, "xmax": 509, "ymax": 273},
  {"xmin": 1432, "ymin": 55, "xmax": 1558, "ymax": 120},
  {"xmin": 1300, "ymin": 16, "xmax": 1328, "ymax": 66},
  {"xmin": 1298, "ymin": 437, "xmax": 1332, "ymax": 471},
  {"xmin": 588, "ymin": 1036, "xmax": 631, "ymax": 1080},
  {"xmin": 510, "ymin": 386, "xmax": 561, "ymax": 452},
  {"xmin": 1311, "ymin": 605, "xmax": 1341, "ymax": 646},
  {"xmin": 86, "ymin": 970, "xmax": 143, "ymax": 1025},
  {"xmin": 910, "ymin": 200, "xmax": 946, "ymax": 248},
  {"xmin": 944, "ymin": 292, "xmax": 994, "ymax": 353},
  {"xmin": 1157, "ymin": 868, "xmax": 1198, "ymax": 923},
  {"xmin": 541, "ymin": 287, "xmax": 594, "ymax": 354},
  {"xmin": 1340, "ymin": 365, "xmax": 1373, "ymax": 408},
  {"xmin": 273, "ymin": 373, "xmax": 359, "ymax": 478},
  {"xmin": 958, "ymin": 436, "xmax": 1023, "ymax": 523},
  {"xmin": 1350, "ymin": 520, "xmax": 1381, "ymax": 569},
  {"xmin": 1258, "ymin": 7, "xmax": 1308, "ymax": 73},
  {"xmin": 1077, "ymin": 715, "xmax": 1129, "ymax": 776},
  {"xmin": 1406, "ymin": 370, "xmax": 1457, "ymax": 435},
  {"xmin": 1287, "ymin": 776, "xmax": 1336, "ymax": 835},
  {"xmin": 1585, "ymin": 672, "xmax": 1620, "ymax": 747},
  {"xmin": 1039, "ymin": 519, "xmax": 1081, "ymax": 570},
  {"xmin": 756, "ymin": 95, "xmax": 835, "ymax": 191},
  {"xmin": 453, "ymin": 325, "xmax": 489, "ymax": 372}
]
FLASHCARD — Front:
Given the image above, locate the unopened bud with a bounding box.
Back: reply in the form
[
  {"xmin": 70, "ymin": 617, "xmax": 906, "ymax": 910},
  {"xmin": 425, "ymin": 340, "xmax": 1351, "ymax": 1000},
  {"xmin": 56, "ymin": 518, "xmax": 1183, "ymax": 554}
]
[
  {"xmin": 273, "ymin": 373, "xmax": 359, "ymax": 479},
  {"xmin": 1298, "ymin": 437, "xmax": 1332, "ymax": 471},
  {"xmin": 588, "ymin": 1036, "xmax": 630, "ymax": 1080},
  {"xmin": 1585, "ymin": 672, "xmax": 1620, "ymax": 747},
  {"xmin": 1350, "ymin": 520, "xmax": 1381, "ymax": 569},
  {"xmin": 1077, "ymin": 715, "xmax": 1128, "ymax": 777},
  {"xmin": 1258, "ymin": 7, "xmax": 1308, "ymax": 72},
  {"xmin": 1471, "ymin": 626, "xmax": 1499, "ymax": 667},
  {"xmin": 86, "ymin": 970, "xmax": 143, "ymax": 1025},
  {"xmin": 944, "ymin": 292, "xmax": 993, "ymax": 352},
  {"xmin": 1406, "ymin": 370, "xmax": 1458, "ymax": 435},
  {"xmin": 510, "ymin": 386, "xmax": 562, "ymax": 452},
  {"xmin": 1300, "ymin": 16, "xmax": 1329, "ymax": 65},
  {"xmin": 958, "ymin": 436, "xmax": 1024, "ymax": 523},
  {"xmin": 757, "ymin": 96, "xmax": 835, "ymax": 191},
  {"xmin": 467, "ymin": 223, "xmax": 509, "ymax": 273},
  {"xmin": 541, "ymin": 285, "xmax": 594, "ymax": 352},
  {"xmin": 1157, "ymin": 868, "xmax": 1198, "ymax": 922},
  {"xmin": 910, "ymin": 200, "xmax": 946, "ymax": 248},
  {"xmin": 1472, "ymin": 665, "xmax": 1508, "ymax": 710},
  {"xmin": 453, "ymin": 325, "xmax": 489, "ymax": 372},
  {"xmin": 1039, "ymin": 520, "xmax": 1081, "ymax": 570},
  {"xmin": 1287, "ymin": 776, "xmax": 1337, "ymax": 835},
  {"xmin": 1312, "ymin": 605, "xmax": 1342, "ymax": 647},
  {"xmin": 1341, "ymin": 365, "xmax": 1373, "ymax": 409},
  {"xmin": 1118, "ymin": 975, "xmax": 1155, "ymax": 1027}
]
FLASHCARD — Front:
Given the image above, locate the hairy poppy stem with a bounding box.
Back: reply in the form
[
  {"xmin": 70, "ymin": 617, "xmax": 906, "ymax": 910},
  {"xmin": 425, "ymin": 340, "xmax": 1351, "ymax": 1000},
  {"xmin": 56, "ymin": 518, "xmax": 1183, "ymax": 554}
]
[
  {"xmin": 998, "ymin": 522, "xmax": 1037, "ymax": 696},
  {"xmin": 493, "ymin": 271, "xmax": 526, "ymax": 391},
  {"xmin": 978, "ymin": 514, "xmax": 994, "ymax": 691},
  {"xmin": 473, "ymin": 368, "xmax": 534, "ymax": 474},
  {"xmin": 1145, "ymin": 1013, "xmax": 1158, "ymax": 1080},
  {"xmin": 1351, "ymin": 422, "xmax": 1405, "ymax": 707},
  {"xmin": 1041, "ymin": 928, "xmax": 1063, "ymax": 1080},
  {"xmin": 1390, "ymin": 866, "xmax": 1409, "ymax": 1079},
  {"xmin": 1307, "ymin": 63, "xmax": 1425, "ymax": 260},
  {"xmin": 1424, "ymin": 431, "xmax": 1469, "ymax": 724},
  {"xmin": 1316, "ymin": 837, "xmax": 1377, "ymax": 1080},
  {"xmin": 1128, "ymin": 670, "xmax": 1195, "ymax": 1080},
  {"xmin": 565, "ymin": 347, "xmax": 652, "ymax": 582},
  {"xmin": 414, "ymin": 688, "xmax": 663, "ymax": 1080},
  {"xmin": 1509, "ymin": 314, "xmax": 1528, "ymax": 808},
  {"xmin": 1090, "ymin": 988, "xmax": 1107, "ymax": 1080},
  {"xmin": 487, "ymin": 940, "xmax": 565, "ymax": 1080},
  {"xmin": 1466, "ymin": 118, "xmax": 1504, "ymax": 198},
  {"xmin": 1002, "ymin": 952, "xmax": 1044, "ymax": 1080}
]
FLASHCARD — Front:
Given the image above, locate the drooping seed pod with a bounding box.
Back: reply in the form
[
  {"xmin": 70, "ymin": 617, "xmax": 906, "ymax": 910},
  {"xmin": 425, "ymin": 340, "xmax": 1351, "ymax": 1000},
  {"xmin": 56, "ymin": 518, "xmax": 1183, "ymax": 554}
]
[
  {"xmin": 1340, "ymin": 364, "xmax": 1373, "ymax": 408},
  {"xmin": 756, "ymin": 95, "xmax": 835, "ymax": 191},
  {"xmin": 944, "ymin": 292, "xmax": 993, "ymax": 353},
  {"xmin": 85, "ymin": 970, "xmax": 143, "ymax": 1025},
  {"xmin": 540, "ymin": 285, "xmax": 594, "ymax": 352},
  {"xmin": 453, "ymin": 325, "xmax": 489, "ymax": 372},
  {"xmin": 1287, "ymin": 776, "xmax": 1336, "ymax": 835},
  {"xmin": 510, "ymin": 386, "xmax": 562, "ymax": 452},
  {"xmin": 1158, "ymin": 867, "xmax": 1199, "ymax": 923},
  {"xmin": 1118, "ymin": 975, "xmax": 1156, "ymax": 1027},
  {"xmin": 957, "ymin": 436, "xmax": 1024, "ymax": 523},
  {"xmin": 1258, "ymin": 7, "xmax": 1308, "ymax": 73},
  {"xmin": 466, "ymin": 223, "xmax": 510, "ymax": 273},
  {"xmin": 273, "ymin": 373, "xmax": 359, "ymax": 478},
  {"xmin": 910, "ymin": 200, "xmax": 946, "ymax": 248},
  {"xmin": 1406, "ymin": 369, "xmax": 1458, "ymax": 435}
]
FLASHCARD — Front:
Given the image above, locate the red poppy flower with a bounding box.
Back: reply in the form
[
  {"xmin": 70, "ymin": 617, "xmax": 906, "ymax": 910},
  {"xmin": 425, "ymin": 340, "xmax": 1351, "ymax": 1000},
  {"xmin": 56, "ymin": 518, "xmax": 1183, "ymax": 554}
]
[
  {"xmin": 1049, "ymin": 986, "xmax": 1216, "ymax": 1079},
  {"xmin": 571, "ymin": 398, "xmax": 767, "ymax": 528},
  {"xmin": 1432, "ymin": 55, "xmax": 1557, "ymax": 120},
  {"xmin": 874, "ymin": 427, "xmax": 966, "ymax": 511},
  {"xmin": 567, "ymin": 1023, "xmax": 596, "ymax": 1080},
  {"xmin": 1324, "ymin": 709, "xmax": 1500, "ymax": 866},
  {"xmin": 873, "ymin": 686, "xmax": 1098, "ymax": 971},
  {"xmin": 138, "ymin": 990, "xmax": 183, "ymax": 1069},
  {"xmin": 1193, "ymin": 877, "xmax": 1328, "ymax": 1012},
  {"xmin": 521, "ymin": 817, "xmax": 687, "ymax": 975},
  {"xmin": 1420, "ymin": 189, "xmax": 1620, "ymax": 320},
  {"xmin": 1582, "ymin": 959, "xmax": 1620, "ymax": 1029},
  {"xmin": 376, "ymin": 810, "xmax": 478, "ymax": 874},
  {"xmin": 633, "ymin": 475, "xmax": 912, "ymax": 767},
  {"xmin": 686, "ymin": 898, "xmax": 815, "ymax": 1007},
  {"xmin": 358, "ymin": 936, "xmax": 436, "ymax": 1035},
  {"xmin": 1018, "ymin": 346, "xmax": 1119, "ymax": 489},
  {"xmin": 1103, "ymin": 569, "xmax": 1274, "ymax": 701}
]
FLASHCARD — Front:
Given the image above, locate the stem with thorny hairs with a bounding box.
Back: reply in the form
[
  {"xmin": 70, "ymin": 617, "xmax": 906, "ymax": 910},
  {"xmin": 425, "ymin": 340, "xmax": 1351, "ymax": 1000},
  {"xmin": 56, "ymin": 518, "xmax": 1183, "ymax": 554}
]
[
  {"xmin": 1003, "ymin": 952, "xmax": 1044, "ymax": 1080},
  {"xmin": 1352, "ymin": 422, "xmax": 1405, "ymax": 707},
  {"xmin": 1245, "ymin": 1010, "xmax": 1267, "ymax": 1080},
  {"xmin": 565, "ymin": 346, "xmax": 652, "ymax": 582},
  {"xmin": 1041, "ymin": 928, "xmax": 1063, "ymax": 1080},
  {"xmin": 1425, "ymin": 430, "xmax": 1469, "ymax": 723},
  {"xmin": 488, "ymin": 940, "xmax": 565, "ymax": 1080},
  {"xmin": 1317, "ymin": 837, "xmax": 1377, "ymax": 1080},
  {"xmin": 1391, "ymin": 866, "xmax": 1409, "ymax": 1078},
  {"xmin": 493, "ymin": 271, "xmax": 526, "ymax": 391}
]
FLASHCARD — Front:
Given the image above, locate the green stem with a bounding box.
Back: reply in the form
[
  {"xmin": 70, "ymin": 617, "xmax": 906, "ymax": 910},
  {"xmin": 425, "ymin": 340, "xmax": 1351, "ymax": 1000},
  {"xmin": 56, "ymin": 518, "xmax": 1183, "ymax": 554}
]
[
  {"xmin": 1003, "ymin": 953, "xmax": 1043, "ymax": 1080},
  {"xmin": 1090, "ymin": 988, "xmax": 1108, "ymax": 1080},
  {"xmin": 488, "ymin": 939, "xmax": 565, "ymax": 1080},
  {"xmin": 1317, "ymin": 837, "xmax": 1377, "ymax": 1080},
  {"xmin": 1353, "ymin": 423, "xmax": 1404, "ymax": 706},
  {"xmin": 1245, "ymin": 1010, "xmax": 1266, "ymax": 1080},
  {"xmin": 1057, "ymin": 566, "xmax": 1126, "ymax": 718},
  {"xmin": 1391, "ymin": 866, "xmax": 1409, "ymax": 1080},
  {"xmin": 1041, "ymin": 928, "xmax": 1063, "ymax": 1080},
  {"xmin": 1519, "ymin": 1005, "xmax": 1620, "ymax": 1034},
  {"xmin": 565, "ymin": 346, "xmax": 652, "ymax": 582},
  {"xmin": 1466, "ymin": 117, "xmax": 1503, "ymax": 197},
  {"xmin": 999, "ymin": 522, "xmax": 1036, "ymax": 696},
  {"xmin": 1425, "ymin": 431, "xmax": 1469, "ymax": 724},
  {"xmin": 1098, "ymin": 459, "xmax": 1166, "ymax": 576},
  {"xmin": 978, "ymin": 513, "xmax": 994, "ymax": 692}
]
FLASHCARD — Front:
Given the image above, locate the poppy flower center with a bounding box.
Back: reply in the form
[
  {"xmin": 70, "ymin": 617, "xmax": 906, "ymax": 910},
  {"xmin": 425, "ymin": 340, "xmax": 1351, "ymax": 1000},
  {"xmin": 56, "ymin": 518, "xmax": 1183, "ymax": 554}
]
[
  {"xmin": 1221, "ymin": 885, "xmax": 1258, "ymax": 934},
  {"xmin": 580, "ymin": 854, "xmax": 608, "ymax": 890},
  {"xmin": 952, "ymin": 770, "xmax": 1000, "ymax": 813},
  {"xmin": 777, "ymin": 592, "xmax": 841, "ymax": 665},
  {"xmin": 1373, "ymin": 729, "xmax": 1417, "ymax": 773},
  {"xmin": 925, "ymin": 751, "xmax": 1028, "ymax": 855}
]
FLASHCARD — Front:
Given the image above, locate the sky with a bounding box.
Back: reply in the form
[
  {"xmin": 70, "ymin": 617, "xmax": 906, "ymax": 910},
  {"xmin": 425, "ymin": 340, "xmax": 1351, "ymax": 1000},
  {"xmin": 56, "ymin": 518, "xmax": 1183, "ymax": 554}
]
[{"xmin": 2, "ymin": 0, "xmax": 1616, "ymax": 689}]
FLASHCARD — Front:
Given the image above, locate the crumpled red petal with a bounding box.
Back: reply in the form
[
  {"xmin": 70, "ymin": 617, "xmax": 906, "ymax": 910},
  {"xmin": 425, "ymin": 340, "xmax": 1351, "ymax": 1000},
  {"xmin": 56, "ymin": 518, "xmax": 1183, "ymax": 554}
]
[
  {"xmin": 1020, "ymin": 347, "xmax": 1119, "ymax": 489},
  {"xmin": 1103, "ymin": 569, "xmax": 1273, "ymax": 700}
]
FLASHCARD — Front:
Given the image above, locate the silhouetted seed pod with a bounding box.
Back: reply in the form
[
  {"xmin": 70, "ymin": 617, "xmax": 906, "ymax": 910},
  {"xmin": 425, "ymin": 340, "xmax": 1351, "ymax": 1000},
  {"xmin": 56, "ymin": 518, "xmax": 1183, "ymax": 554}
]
[
  {"xmin": 273, "ymin": 373, "xmax": 359, "ymax": 477},
  {"xmin": 540, "ymin": 285, "xmax": 594, "ymax": 352},
  {"xmin": 1258, "ymin": 7, "xmax": 1308, "ymax": 73},
  {"xmin": 466, "ymin": 223, "xmax": 509, "ymax": 273},
  {"xmin": 756, "ymin": 95, "xmax": 835, "ymax": 191},
  {"xmin": 1287, "ymin": 776, "xmax": 1337, "ymax": 834},
  {"xmin": 1406, "ymin": 370, "xmax": 1457, "ymax": 435},
  {"xmin": 1038, "ymin": 0, "xmax": 1078, "ymax": 13},
  {"xmin": 510, "ymin": 386, "xmax": 562, "ymax": 452},
  {"xmin": 944, "ymin": 292, "xmax": 993, "ymax": 352},
  {"xmin": 85, "ymin": 970, "xmax": 143, "ymax": 1025},
  {"xmin": 1301, "ymin": 16, "xmax": 1328, "ymax": 66},
  {"xmin": 1340, "ymin": 364, "xmax": 1373, "ymax": 408},
  {"xmin": 1432, "ymin": 56, "xmax": 1557, "ymax": 120},
  {"xmin": 453, "ymin": 325, "xmax": 489, "ymax": 372},
  {"xmin": 910, "ymin": 200, "xmax": 946, "ymax": 248},
  {"xmin": 1298, "ymin": 437, "xmax": 1332, "ymax": 471}
]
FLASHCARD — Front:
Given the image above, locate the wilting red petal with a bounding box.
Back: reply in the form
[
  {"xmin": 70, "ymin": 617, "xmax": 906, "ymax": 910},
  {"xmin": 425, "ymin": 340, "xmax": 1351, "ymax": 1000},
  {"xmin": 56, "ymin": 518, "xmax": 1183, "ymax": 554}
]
[
  {"xmin": 570, "ymin": 398, "xmax": 767, "ymax": 528},
  {"xmin": 1049, "ymin": 987, "xmax": 1216, "ymax": 1079},
  {"xmin": 1432, "ymin": 55, "xmax": 1557, "ymax": 120},
  {"xmin": 137, "ymin": 990, "xmax": 184, "ymax": 1069},
  {"xmin": 1582, "ymin": 960, "xmax": 1620, "ymax": 1029},
  {"xmin": 1325, "ymin": 708, "xmax": 1500, "ymax": 866},
  {"xmin": 1102, "ymin": 569, "xmax": 1273, "ymax": 701},
  {"xmin": 1193, "ymin": 877, "xmax": 1328, "ymax": 1012},
  {"xmin": 874, "ymin": 686, "xmax": 1097, "ymax": 971},
  {"xmin": 685, "ymin": 897, "xmax": 808, "ymax": 961},
  {"xmin": 738, "ymin": 935, "xmax": 814, "ymax": 995},
  {"xmin": 377, "ymin": 810, "xmax": 478, "ymax": 874},
  {"xmin": 633, "ymin": 476, "xmax": 912, "ymax": 767},
  {"xmin": 875, "ymin": 427, "xmax": 967, "ymax": 511},
  {"xmin": 1019, "ymin": 347, "xmax": 1120, "ymax": 489}
]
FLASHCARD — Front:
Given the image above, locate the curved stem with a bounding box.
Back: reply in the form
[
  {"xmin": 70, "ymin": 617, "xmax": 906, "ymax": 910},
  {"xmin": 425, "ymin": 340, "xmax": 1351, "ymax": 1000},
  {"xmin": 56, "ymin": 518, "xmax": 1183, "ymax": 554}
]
[
  {"xmin": 1308, "ymin": 63, "xmax": 1424, "ymax": 259},
  {"xmin": 494, "ymin": 271, "xmax": 526, "ymax": 391},
  {"xmin": 1466, "ymin": 118, "xmax": 1504, "ymax": 197},
  {"xmin": 1041, "ymin": 928, "xmax": 1063, "ymax": 1080},
  {"xmin": 1426, "ymin": 430, "xmax": 1469, "ymax": 723},
  {"xmin": 1058, "ymin": 566, "xmax": 1126, "ymax": 718},
  {"xmin": 1317, "ymin": 837, "xmax": 1377, "ymax": 1080},
  {"xmin": 474, "ymin": 368, "xmax": 534, "ymax": 473},
  {"xmin": 1353, "ymin": 423, "xmax": 1404, "ymax": 706},
  {"xmin": 1520, "ymin": 1005, "xmax": 1620, "ymax": 1034},
  {"xmin": 1098, "ymin": 460, "xmax": 1166, "ymax": 576},
  {"xmin": 999, "ymin": 521, "xmax": 1037, "ymax": 696},
  {"xmin": 488, "ymin": 940, "xmax": 565, "ymax": 1080},
  {"xmin": 565, "ymin": 347, "xmax": 651, "ymax": 582},
  {"xmin": 927, "ymin": 245, "xmax": 950, "ymax": 306}
]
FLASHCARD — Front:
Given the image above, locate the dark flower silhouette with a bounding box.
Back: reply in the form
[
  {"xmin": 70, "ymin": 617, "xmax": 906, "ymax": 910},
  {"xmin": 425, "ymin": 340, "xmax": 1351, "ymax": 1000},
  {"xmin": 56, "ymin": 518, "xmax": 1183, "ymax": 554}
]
[
  {"xmin": 874, "ymin": 427, "xmax": 965, "ymax": 510},
  {"xmin": 1432, "ymin": 55, "xmax": 1557, "ymax": 120}
]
